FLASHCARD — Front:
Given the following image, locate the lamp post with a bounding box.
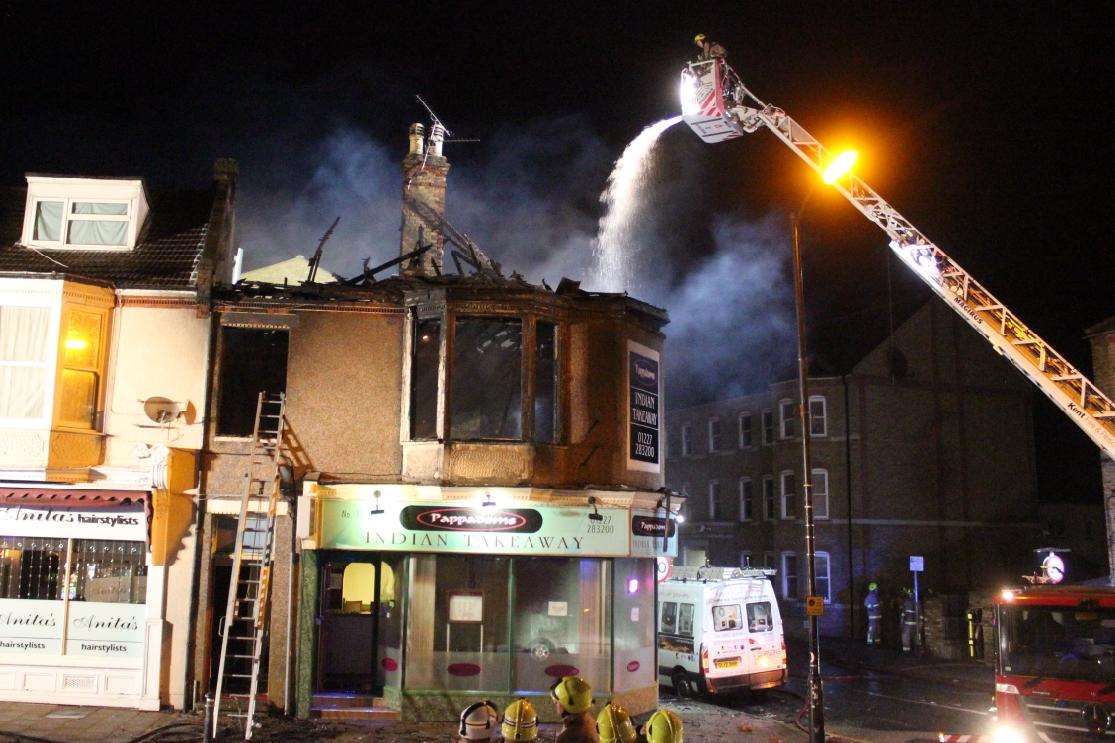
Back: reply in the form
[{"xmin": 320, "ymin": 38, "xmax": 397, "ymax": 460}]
[{"xmin": 794, "ymin": 149, "xmax": 857, "ymax": 743}]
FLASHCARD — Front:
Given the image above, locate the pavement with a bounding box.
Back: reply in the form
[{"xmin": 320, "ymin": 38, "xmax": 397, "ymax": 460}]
[
  {"xmin": 0, "ymin": 697, "xmax": 810, "ymax": 743},
  {"xmin": 0, "ymin": 640, "xmax": 994, "ymax": 743},
  {"xmin": 816, "ymin": 635, "xmax": 994, "ymax": 692}
]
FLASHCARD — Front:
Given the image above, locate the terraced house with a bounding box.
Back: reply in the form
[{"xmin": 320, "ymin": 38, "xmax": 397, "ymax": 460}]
[{"xmin": 0, "ymin": 161, "xmax": 238, "ymax": 708}]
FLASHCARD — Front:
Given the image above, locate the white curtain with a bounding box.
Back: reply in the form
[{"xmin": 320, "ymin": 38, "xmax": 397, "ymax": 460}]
[
  {"xmin": 67, "ymin": 219, "xmax": 127, "ymax": 246},
  {"xmin": 0, "ymin": 306, "xmax": 51, "ymax": 419},
  {"xmin": 72, "ymin": 202, "xmax": 127, "ymax": 215},
  {"xmin": 33, "ymin": 201, "xmax": 62, "ymax": 241}
]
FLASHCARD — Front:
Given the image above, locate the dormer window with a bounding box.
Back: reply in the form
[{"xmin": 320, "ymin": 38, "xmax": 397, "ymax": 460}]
[{"xmin": 22, "ymin": 176, "xmax": 148, "ymax": 251}]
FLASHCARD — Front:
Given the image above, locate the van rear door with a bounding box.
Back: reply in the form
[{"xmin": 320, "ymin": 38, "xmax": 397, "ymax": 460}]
[{"xmin": 743, "ymin": 597, "xmax": 785, "ymax": 671}]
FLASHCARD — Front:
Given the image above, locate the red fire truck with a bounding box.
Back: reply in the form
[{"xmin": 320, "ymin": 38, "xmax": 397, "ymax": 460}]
[{"xmin": 991, "ymin": 584, "xmax": 1115, "ymax": 742}]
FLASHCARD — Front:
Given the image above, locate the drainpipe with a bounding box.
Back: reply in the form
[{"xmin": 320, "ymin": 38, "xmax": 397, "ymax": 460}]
[
  {"xmin": 842, "ymin": 374, "xmax": 855, "ymax": 640},
  {"xmin": 185, "ymin": 310, "xmax": 220, "ymax": 710}
]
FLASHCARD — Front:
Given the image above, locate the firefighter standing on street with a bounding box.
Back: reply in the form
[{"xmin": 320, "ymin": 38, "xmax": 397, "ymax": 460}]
[
  {"xmin": 864, "ymin": 581, "xmax": 882, "ymax": 645},
  {"xmin": 901, "ymin": 587, "xmax": 918, "ymax": 652},
  {"xmin": 550, "ymin": 676, "xmax": 599, "ymax": 743}
]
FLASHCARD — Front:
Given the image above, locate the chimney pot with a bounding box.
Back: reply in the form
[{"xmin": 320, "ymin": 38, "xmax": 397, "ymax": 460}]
[
  {"xmin": 429, "ymin": 123, "xmax": 446, "ymax": 157},
  {"xmin": 408, "ymin": 123, "xmax": 425, "ymax": 156}
]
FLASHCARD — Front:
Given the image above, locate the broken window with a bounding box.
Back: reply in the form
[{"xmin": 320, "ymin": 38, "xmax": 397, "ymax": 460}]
[
  {"xmin": 216, "ymin": 327, "xmax": 289, "ymax": 437},
  {"xmin": 410, "ymin": 318, "xmax": 441, "ymax": 439},
  {"xmin": 533, "ymin": 321, "xmax": 556, "ymax": 443},
  {"xmin": 451, "ymin": 317, "xmax": 522, "ymax": 439}
]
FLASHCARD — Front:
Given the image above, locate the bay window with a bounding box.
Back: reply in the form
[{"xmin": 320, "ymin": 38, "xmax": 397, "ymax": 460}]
[
  {"xmin": 409, "ymin": 312, "xmax": 565, "ymax": 444},
  {"xmin": 451, "ymin": 317, "xmax": 523, "ymax": 439},
  {"xmin": 0, "ymin": 305, "xmax": 52, "ymax": 422}
]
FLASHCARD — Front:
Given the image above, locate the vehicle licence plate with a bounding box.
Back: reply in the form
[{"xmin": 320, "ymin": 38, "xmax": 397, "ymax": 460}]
[{"xmin": 714, "ymin": 657, "xmax": 740, "ymax": 669}]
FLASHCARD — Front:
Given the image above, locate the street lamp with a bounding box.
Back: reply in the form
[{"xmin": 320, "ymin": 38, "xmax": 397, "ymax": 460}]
[{"xmin": 793, "ymin": 148, "xmax": 856, "ymax": 743}]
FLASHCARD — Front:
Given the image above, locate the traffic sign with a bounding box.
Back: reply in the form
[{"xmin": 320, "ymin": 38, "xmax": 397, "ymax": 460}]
[
  {"xmin": 909, "ymin": 555, "xmax": 924, "ymax": 572},
  {"xmin": 806, "ymin": 595, "xmax": 825, "ymax": 616}
]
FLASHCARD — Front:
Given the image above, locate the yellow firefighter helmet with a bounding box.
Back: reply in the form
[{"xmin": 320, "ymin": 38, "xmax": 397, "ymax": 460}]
[
  {"xmin": 549, "ymin": 675, "xmax": 593, "ymax": 714},
  {"xmin": 597, "ymin": 703, "xmax": 638, "ymax": 743},
  {"xmin": 693, "ymin": 34, "xmax": 706, "ymax": 44},
  {"xmin": 644, "ymin": 709, "xmax": 684, "ymax": 743},
  {"xmin": 502, "ymin": 698, "xmax": 538, "ymax": 742}
]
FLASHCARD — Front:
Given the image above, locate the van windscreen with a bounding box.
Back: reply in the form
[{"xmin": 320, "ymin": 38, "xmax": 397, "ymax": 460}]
[
  {"xmin": 712, "ymin": 603, "xmax": 743, "ymax": 631},
  {"xmin": 747, "ymin": 601, "xmax": 773, "ymax": 632}
]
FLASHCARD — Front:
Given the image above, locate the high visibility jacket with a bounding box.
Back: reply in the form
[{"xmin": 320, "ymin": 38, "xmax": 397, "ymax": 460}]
[
  {"xmin": 864, "ymin": 589, "xmax": 881, "ymax": 619},
  {"xmin": 902, "ymin": 598, "xmax": 917, "ymax": 625}
]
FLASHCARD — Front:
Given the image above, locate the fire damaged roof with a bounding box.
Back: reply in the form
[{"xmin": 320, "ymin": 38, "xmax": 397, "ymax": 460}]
[
  {"xmin": 0, "ymin": 185, "xmax": 217, "ymax": 289},
  {"xmin": 218, "ymin": 270, "xmax": 670, "ymax": 329}
]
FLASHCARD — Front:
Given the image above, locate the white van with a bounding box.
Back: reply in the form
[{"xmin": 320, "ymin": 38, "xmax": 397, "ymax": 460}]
[{"xmin": 657, "ymin": 566, "xmax": 787, "ymax": 696}]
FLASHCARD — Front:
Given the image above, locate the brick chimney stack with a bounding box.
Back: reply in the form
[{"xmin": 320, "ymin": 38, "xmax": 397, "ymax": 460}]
[{"xmin": 400, "ymin": 122, "xmax": 450, "ymax": 276}]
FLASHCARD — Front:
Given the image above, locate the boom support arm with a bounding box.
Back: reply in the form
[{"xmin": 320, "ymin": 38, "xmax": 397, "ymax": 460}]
[{"xmin": 681, "ymin": 59, "xmax": 1115, "ymax": 459}]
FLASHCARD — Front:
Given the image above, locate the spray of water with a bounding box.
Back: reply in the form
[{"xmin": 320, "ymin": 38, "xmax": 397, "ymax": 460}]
[{"xmin": 593, "ymin": 116, "xmax": 683, "ymax": 291}]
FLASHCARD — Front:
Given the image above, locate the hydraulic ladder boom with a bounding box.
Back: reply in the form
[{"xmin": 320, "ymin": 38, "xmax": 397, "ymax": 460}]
[{"xmin": 680, "ymin": 57, "xmax": 1115, "ymax": 459}]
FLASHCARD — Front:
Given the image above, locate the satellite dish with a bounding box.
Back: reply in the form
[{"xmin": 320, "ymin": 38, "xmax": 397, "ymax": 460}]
[{"xmin": 143, "ymin": 397, "xmax": 181, "ymax": 424}]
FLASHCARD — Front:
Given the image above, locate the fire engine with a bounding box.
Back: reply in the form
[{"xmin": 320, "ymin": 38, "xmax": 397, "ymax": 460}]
[{"xmin": 992, "ymin": 585, "xmax": 1115, "ymax": 742}]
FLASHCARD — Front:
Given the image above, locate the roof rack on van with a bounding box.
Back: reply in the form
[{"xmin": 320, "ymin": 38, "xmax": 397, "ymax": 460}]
[{"xmin": 668, "ymin": 565, "xmax": 777, "ymax": 582}]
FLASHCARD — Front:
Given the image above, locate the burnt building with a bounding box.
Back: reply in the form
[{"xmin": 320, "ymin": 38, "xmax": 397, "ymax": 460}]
[
  {"xmin": 195, "ymin": 122, "xmax": 676, "ymax": 721},
  {"xmin": 667, "ymin": 301, "xmax": 1040, "ymax": 638}
]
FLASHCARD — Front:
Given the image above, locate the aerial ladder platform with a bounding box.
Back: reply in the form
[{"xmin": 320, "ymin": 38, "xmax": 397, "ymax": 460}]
[
  {"xmin": 679, "ymin": 55, "xmax": 1115, "ymax": 460},
  {"xmin": 212, "ymin": 392, "xmax": 288, "ymax": 740}
]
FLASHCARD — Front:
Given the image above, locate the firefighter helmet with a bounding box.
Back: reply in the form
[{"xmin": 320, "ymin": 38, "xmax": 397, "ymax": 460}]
[
  {"xmin": 550, "ymin": 675, "xmax": 593, "ymax": 714},
  {"xmin": 693, "ymin": 34, "xmax": 706, "ymax": 44},
  {"xmin": 597, "ymin": 703, "xmax": 637, "ymax": 743},
  {"xmin": 502, "ymin": 698, "xmax": 538, "ymax": 742},
  {"xmin": 644, "ymin": 709, "xmax": 684, "ymax": 743},
  {"xmin": 868, "ymin": 581, "xmax": 878, "ymax": 591},
  {"xmin": 458, "ymin": 700, "xmax": 499, "ymax": 741}
]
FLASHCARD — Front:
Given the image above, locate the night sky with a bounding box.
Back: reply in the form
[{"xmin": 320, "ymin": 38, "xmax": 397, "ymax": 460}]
[{"xmin": 1, "ymin": 4, "xmax": 1109, "ymax": 501}]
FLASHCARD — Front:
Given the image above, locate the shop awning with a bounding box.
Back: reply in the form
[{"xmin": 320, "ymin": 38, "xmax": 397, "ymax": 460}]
[
  {"xmin": 0, "ymin": 487, "xmax": 153, "ymax": 542},
  {"xmin": 0, "ymin": 487, "xmax": 150, "ymax": 508}
]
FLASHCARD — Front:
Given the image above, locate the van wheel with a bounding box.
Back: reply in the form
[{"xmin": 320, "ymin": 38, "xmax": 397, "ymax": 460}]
[{"xmin": 672, "ymin": 671, "xmax": 694, "ymax": 698}]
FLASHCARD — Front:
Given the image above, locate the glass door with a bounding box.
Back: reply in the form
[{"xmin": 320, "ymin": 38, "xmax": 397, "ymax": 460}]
[{"xmin": 318, "ymin": 553, "xmax": 381, "ymax": 693}]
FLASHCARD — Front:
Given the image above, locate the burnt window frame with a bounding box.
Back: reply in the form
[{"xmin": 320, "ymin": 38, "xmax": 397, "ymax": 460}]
[
  {"xmin": 214, "ymin": 324, "xmax": 291, "ymax": 439},
  {"xmin": 404, "ymin": 309, "xmax": 564, "ymax": 445}
]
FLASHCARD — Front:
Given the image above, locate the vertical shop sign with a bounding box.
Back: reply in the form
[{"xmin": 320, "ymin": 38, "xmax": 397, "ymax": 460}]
[{"xmin": 627, "ymin": 341, "xmax": 661, "ymax": 473}]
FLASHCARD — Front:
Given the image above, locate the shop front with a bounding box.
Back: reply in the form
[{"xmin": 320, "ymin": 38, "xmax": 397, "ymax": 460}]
[
  {"xmin": 0, "ymin": 490, "xmax": 159, "ymax": 707},
  {"xmin": 296, "ymin": 483, "xmax": 678, "ymax": 721}
]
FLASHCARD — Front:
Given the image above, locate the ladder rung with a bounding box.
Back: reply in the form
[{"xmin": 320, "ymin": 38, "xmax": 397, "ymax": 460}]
[
  {"xmin": 1011, "ymin": 338, "xmax": 1040, "ymax": 346},
  {"xmin": 228, "ymin": 654, "xmax": 259, "ymax": 659},
  {"xmin": 223, "ymin": 673, "xmax": 254, "ymax": 678},
  {"xmin": 228, "ymin": 636, "xmax": 257, "ymax": 641},
  {"xmin": 1096, "ymin": 411, "xmax": 1115, "ymax": 419},
  {"xmin": 1051, "ymin": 375, "xmax": 1081, "ymax": 382}
]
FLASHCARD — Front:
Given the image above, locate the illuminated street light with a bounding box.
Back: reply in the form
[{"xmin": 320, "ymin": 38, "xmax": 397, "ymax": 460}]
[
  {"xmin": 821, "ymin": 149, "xmax": 858, "ymax": 184},
  {"xmin": 793, "ymin": 148, "xmax": 857, "ymax": 743}
]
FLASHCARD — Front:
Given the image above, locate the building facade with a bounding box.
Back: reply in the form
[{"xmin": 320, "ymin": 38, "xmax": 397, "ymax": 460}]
[
  {"xmin": 0, "ymin": 164, "xmax": 237, "ymax": 708},
  {"xmin": 192, "ymin": 122, "xmax": 677, "ymax": 722},
  {"xmin": 667, "ymin": 301, "xmax": 1040, "ymax": 638},
  {"xmin": 1087, "ymin": 316, "xmax": 1115, "ymax": 580}
]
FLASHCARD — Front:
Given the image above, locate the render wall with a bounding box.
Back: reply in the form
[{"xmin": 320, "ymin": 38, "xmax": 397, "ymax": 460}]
[{"xmin": 103, "ymin": 300, "xmax": 211, "ymax": 462}]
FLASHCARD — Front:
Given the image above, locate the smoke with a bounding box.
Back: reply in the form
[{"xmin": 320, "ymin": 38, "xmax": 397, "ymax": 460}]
[{"xmin": 235, "ymin": 116, "xmax": 795, "ymax": 405}]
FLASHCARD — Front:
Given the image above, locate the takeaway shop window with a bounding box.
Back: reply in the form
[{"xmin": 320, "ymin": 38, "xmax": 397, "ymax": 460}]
[
  {"xmin": 747, "ymin": 602, "xmax": 773, "ymax": 633},
  {"xmin": 712, "ymin": 603, "xmax": 743, "ymax": 631},
  {"xmin": 410, "ymin": 317, "xmax": 441, "ymax": 439},
  {"xmin": 677, "ymin": 603, "xmax": 695, "ymax": 637},
  {"xmin": 0, "ymin": 536, "xmax": 66, "ymax": 600},
  {"xmin": 533, "ymin": 321, "xmax": 556, "ymax": 443},
  {"xmin": 451, "ymin": 317, "xmax": 523, "ymax": 439},
  {"xmin": 660, "ymin": 601, "xmax": 678, "ymax": 634},
  {"xmin": 216, "ymin": 327, "xmax": 289, "ymax": 437}
]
